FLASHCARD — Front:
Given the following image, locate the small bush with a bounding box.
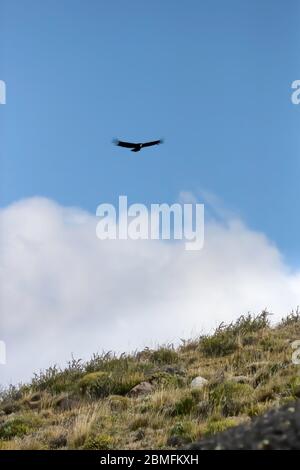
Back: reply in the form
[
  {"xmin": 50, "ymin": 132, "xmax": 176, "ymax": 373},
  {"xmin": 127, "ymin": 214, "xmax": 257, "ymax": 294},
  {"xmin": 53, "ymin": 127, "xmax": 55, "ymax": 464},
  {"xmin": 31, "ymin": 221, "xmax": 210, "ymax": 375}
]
[
  {"xmin": 129, "ymin": 416, "xmax": 149, "ymax": 431},
  {"xmin": 0, "ymin": 401, "xmax": 21, "ymax": 415},
  {"xmin": 78, "ymin": 370, "xmax": 143, "ymax": 398},
  {"xmin": 171, "ymin": 396, "xmax": 195, "ymax": 416},
  {"xmin": 199, "ymin": 312, "xmax": 270, "ymax": 358},
  {"xmin": 168, "ymin": 420, "xmax": 197, "ymax": 444},
  {"xmin": 204, "ymin": 416, "xmax": 239, "ymax": 436},
  {"xmin": 150, "ymin": 371, "xmax": 185, "ymax": 388},
  {"xmin": 259, "ymin": 336, "xmax": 286, "ymax": 353},
  {"xmin": 83, "ymin": 434, "xmax": 114, "ymax": 450},
  {"xmin": 108, "ymin": 395, "xmax": 130, "ymax": 412},
  {"xmin": 78, "ymin": 372, "xmax": 110, "ymax": 398},
  {"xmin": 209, "ymin": 381, "xmax": 253, "ymax": 416},
  {"xmin": 0, "ymin": 384, "xmax": 25, "ymax": 404},
  {"xmin": 111, "ymin": 372, "xmax": 145, "ymax": 396},
  {"xmin": 243, "ymin": 402, "xmax": 271, "ymax": 418},
  {"xmin": 279, "ymin": 308, "xmax": 300, "ymax": 327},
  {"xmin": 252, "ymin": 363, "xmax": 281, "ymax": 387},
  {"xmin": 170, "ymin": 421, "xmax": 191, "ymax": 437},
  {"xmin": 0, "ymin": 418, "xmax": 31, "ymax": 440},
  {"xmin": 31, "ymin": 361, "xmax": 83, "ymax": 394},
  {"xmin": 199, "ymin": 332, "xmax": 238, "ymax": 357},
  {"xmin": 288, "ymin": 376, "xmax": 300, "ymax": 398},
  {"xmin": 149, "ymin": 347, "xmax": 179, "ymax": 365}
]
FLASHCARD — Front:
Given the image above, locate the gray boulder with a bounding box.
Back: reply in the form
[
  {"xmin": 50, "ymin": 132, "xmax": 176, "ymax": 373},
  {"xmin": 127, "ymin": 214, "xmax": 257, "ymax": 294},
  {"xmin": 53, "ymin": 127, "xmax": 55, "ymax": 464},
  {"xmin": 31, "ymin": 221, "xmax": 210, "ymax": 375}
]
[
  {"xmin": 128, "ymin": 381, "xmax": 154, "ymax": 397},
  {"xmin": 190, "ymin": 376, "xmax": 208, "ymax": 389}
]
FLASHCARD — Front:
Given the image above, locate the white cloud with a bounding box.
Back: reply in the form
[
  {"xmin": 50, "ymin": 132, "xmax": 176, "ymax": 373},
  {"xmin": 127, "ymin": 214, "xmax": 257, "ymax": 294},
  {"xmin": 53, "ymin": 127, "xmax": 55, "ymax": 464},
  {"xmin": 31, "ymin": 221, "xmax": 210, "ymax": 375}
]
[{"xmin": 0, "ymin": 197, "xmax": 300, "ymax": 385}]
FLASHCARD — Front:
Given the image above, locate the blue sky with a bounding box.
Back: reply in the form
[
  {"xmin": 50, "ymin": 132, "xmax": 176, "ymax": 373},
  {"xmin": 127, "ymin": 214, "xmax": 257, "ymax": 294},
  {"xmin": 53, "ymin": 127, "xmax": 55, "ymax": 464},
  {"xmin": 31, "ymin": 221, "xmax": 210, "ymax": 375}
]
[
  {"xmin": 2, "ymin": 0, "xmax": 300, "ymax": 384},
  {"xmin": 1, "ymin": 0, "xmax": 300, "ymax": 262}
]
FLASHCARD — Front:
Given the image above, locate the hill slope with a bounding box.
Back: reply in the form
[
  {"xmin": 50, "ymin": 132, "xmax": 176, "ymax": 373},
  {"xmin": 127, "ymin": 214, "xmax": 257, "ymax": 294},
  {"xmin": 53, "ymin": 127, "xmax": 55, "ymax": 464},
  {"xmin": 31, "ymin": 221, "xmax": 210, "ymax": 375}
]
[{"xmin": 1, "ymin": 311, "xmax": 300, "ymax": 450}]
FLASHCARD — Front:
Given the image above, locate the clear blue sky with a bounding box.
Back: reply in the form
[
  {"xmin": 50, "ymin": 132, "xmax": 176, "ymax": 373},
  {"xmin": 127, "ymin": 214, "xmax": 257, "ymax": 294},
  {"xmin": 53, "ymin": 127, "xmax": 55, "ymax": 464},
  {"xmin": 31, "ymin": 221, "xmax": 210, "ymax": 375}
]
[{"xmin": 1, "ymin": 0, "xmax": 300, "ymax": 263}]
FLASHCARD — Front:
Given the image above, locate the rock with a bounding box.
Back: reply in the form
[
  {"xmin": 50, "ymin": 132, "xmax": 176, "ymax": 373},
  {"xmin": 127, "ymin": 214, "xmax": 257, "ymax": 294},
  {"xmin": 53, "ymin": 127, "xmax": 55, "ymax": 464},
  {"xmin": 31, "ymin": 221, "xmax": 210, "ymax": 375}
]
[
  {"xmin": 29, "ymin": 392, "xmax": 42, "ymax": 402},
  {"xmin": 190, "ymin": 376, "xmax": 208, "ymax": 389},
  {"xmin": 133, "ymin": 429, "xmax": 145, "ymax": 441},
  {"xmin": 28, "ymin": 400, "xmax": 41, "ymax": 410},
  {"xmin": 54, "ymin": 394, "xmax": 78, "ymax": 411},
  {"xmin": 24, "ymin": 392, "xmax": 43, "ymax": 410},
  {"xmin": 49, "ymin": 434, "xmax": 67, "ymax": 449},
  {"xmin": 128, "ymin": 381, "xmax": 154, "ymax": 397},
  {"xmin": 161, "ymin": 365, "xmax": 186, "ymax": 376},
  {"xmin": 228, "ymin": 375, "xmax": 251, "ymax": 385},
  {"xmin": 167, "ymin": 435, "xmax": 191, "ymax": 447}
]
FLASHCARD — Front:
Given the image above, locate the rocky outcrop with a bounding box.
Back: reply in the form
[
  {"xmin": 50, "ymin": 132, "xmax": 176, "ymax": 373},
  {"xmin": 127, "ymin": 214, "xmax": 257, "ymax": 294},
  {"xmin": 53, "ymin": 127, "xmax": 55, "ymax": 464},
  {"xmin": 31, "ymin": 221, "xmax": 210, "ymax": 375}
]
[{"xmin": 186, "ymin": 400, "xmax": 300, "ymax": 450}]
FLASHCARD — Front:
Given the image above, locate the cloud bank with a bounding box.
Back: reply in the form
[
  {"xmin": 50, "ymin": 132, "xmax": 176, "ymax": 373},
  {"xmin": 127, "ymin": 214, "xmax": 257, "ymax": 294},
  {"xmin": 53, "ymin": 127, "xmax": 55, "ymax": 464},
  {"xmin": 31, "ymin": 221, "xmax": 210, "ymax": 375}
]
[{"xmin": 1, "ymin": 197, "xmax": 300, "ymax": 385}]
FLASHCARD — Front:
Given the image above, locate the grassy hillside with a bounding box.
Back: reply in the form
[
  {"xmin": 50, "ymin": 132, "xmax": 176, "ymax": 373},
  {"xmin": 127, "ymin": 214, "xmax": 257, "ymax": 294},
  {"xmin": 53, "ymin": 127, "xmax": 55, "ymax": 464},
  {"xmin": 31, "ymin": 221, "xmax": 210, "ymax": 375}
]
[{"xmin": 1, "ymin": 311, "xmax": 300, "ymax": 450}]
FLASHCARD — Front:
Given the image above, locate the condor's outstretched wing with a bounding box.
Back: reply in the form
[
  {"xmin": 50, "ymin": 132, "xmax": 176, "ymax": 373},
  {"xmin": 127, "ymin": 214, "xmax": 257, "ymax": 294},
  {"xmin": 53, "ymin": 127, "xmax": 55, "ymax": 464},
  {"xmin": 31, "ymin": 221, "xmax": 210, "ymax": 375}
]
[
  {"xmin": 113, "ymin": 139, "xmax": 139, "ymax": 149},
  {"xmin": 141, "ymin": 139, "xmax": 163, "ymax": 148}
]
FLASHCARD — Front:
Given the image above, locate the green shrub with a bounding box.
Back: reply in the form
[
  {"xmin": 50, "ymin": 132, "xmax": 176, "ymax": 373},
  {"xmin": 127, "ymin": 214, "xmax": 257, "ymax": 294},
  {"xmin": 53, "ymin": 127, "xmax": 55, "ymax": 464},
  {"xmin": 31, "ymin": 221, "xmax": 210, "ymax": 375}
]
[
  {"xmin": 110, "ymin": 372, "xmax": 144, "ymax": 396},
  {"xmin": 243, "ymin": 402, "xmax": 271, "ymax": 418},
  {"xmin": 209, "ymin": 381, "xmax": 253, "ymax": 416},
  {"xmin": 259, "ymin": 336, "xmax": 286, "ymax": 353},
  {"xmin": 150, "ymin": 371, "xmax": 184, "ymax": 388},
  {"xmin": 171, "ymin": 396, "xmax": 195, "ymax": 416},
  {"xmin": 84, "ymin": 352, "xmax": 152, "ymax": 376},
  {"xmin": 170, "ymin": 422, "xmax": 186, "ymax": 436},
  {"xmin": 253, "ymin": 363, "xmax": 281, "ymax": 387},
  {"xmin": 199, "ymin": 313, "xmax": 270, "ymax": 358},
  {"xmin": 0, "ymin": 418, "xmax": 31, "ymax": 440},
  {"xmin": 31, "ymin": 363, "xmax": 83, "ymax": 394},
  {"xmin": 242, "ymin": 334, "xmax": 257, "ymax": 346},
  {"xmin": 233, "ymin": 312, "xmax": 270, "ymax": 334},
  {"xmin": 129, "ymin": 416, "xmax": 149, "ymax": 431},
  {"xmin": 78, "ymin": 371, "xmax": 110, "ymax": 398},
  {"xmin": 108, "ymin": 395, "xmax": 130, "ymax": 412},
  {"xmin": 204, "ymin": 416, "xmax": 239, "ymax": 436},
  {"xmin": 83, "ymin": 434, "xmax": 114, "ymax": 450},
  {"xmin": 149, "ymin": 348, "xmax": 179, "ymax": 365},
  {"xmin": 78, "ymin": 370, "xmax": 143, "ymax": 398},
  {"xmin": 0, "ymin": 401, "xmax": 21, "ymax": 415},
  {"xmin": 199, "ymin": 332, "xmax": 238, "ymax": 357},
  {"xmin": 279, "ymin": 309, "xmax": 300, "ymax": 327},
  {"xmin": 288, "ymin": 376, "xmax": 300, "ymax": 398},
  {"xmin": 169, "ymin": 421, "xmax": 193, "ymax": 440}
]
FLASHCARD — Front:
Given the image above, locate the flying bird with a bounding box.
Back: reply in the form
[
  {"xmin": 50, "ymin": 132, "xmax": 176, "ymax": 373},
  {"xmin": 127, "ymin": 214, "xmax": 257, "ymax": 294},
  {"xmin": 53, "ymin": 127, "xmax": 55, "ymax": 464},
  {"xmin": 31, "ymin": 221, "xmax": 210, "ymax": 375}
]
[{"xmin": 113, "ymin": 138, "xmax": 163, "ymax": 152}]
